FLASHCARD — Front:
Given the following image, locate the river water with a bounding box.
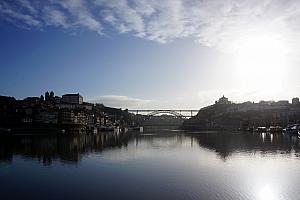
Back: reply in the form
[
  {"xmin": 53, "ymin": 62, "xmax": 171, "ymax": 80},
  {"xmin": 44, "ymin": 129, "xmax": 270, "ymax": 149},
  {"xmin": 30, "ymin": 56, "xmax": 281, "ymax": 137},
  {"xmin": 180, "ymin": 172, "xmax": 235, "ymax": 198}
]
[{"xmin": 1, "ymin": 130, "xmax": 300, "ymax": 200}]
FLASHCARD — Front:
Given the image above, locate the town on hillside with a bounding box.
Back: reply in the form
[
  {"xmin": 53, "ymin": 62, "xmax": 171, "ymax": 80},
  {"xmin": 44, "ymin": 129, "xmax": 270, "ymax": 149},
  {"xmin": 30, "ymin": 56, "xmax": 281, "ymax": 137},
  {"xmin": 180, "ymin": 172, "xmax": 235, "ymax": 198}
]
[
  {"xmin": 0, "ymin": 91, "xmax": 135, "ymax": 134},
  {"xmin": 182, "ymin": 95, "xmax": 300, "ymax": 132},
  {"xmin": 1, "ymin": 93, "xmax": 300, "ymax": 134}
]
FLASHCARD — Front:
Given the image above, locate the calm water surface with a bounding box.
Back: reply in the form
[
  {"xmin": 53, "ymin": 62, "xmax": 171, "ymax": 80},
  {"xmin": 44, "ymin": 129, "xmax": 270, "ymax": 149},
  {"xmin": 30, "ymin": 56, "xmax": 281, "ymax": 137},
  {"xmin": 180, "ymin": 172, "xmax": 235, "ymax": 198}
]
[{"xmin": 1, "ymin": 130, "xmax": 300, "ymax": 200}]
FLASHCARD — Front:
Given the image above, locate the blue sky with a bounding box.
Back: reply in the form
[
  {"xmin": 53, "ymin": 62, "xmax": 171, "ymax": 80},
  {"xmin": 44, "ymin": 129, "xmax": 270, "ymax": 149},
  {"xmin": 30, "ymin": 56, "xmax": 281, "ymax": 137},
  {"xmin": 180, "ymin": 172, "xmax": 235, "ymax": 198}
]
[{"xmin": 1, "ymin": 0, "xmax": 300, "ymax": 109}]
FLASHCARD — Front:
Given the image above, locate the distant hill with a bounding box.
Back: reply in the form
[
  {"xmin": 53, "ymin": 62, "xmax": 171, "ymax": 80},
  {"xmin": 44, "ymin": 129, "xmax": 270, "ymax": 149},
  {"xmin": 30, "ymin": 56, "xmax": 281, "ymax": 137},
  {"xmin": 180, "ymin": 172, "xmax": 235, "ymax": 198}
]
[{"xmin": 182, "ymin": 101, "xmax": 300, "ymax": 131}]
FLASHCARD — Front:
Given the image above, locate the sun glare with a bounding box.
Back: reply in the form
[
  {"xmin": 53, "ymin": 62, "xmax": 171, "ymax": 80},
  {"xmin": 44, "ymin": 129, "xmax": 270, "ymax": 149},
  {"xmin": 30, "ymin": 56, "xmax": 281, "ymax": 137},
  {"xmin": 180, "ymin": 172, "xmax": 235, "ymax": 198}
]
[
  {"xmin": 234, "ymin": 34, "xmax": 288, "ymax": 92},
  {"xmin": 257, "ymin": 185, "xmax": 279, "ymax": 200}
]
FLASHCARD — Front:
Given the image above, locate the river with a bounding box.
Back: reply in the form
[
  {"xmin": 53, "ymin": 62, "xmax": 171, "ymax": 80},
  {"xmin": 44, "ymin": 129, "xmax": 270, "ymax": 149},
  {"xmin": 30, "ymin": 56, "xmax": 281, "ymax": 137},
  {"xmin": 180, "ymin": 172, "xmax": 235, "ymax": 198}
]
[{"xmin": 1, "ymin": 130, "xmax": 300, "ymax": 200}]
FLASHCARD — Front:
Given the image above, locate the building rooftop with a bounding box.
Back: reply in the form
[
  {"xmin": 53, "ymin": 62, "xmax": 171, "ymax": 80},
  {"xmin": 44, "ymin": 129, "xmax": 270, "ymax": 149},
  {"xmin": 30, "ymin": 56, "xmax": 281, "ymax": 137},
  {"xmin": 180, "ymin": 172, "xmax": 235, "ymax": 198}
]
[
  {"xmin": 219, "ymin": 95, "xmax": 228, "ymax": 100},
  {"xmin": 215, "ymin": 95, "xmax": 231, "ymax": 105},
  {"xmin": 62, "ymin": 93, "xmax": 82, "ymax": 97}
]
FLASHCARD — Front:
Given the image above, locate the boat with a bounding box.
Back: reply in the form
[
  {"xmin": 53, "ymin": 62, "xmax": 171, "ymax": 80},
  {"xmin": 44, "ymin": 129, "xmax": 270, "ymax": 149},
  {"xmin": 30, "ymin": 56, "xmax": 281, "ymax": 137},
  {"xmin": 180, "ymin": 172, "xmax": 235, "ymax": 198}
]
[
  {"xmin": 285, "ymin": 124, "xmax": 300, "ymax": 135},
  {"xmin": 0, "ymin": 127, "xmax": 11, "ymax": 135},
  {"xmin": 99, "ymin": 126, "xmax": 115, "ymax": 132},
  {"xmin": 256, "ymin": 127, "xmax": 267, "ymax": 133},
  {"xmin": 267, "ymin": 126, "xmax": 283, "ymax": 133}
]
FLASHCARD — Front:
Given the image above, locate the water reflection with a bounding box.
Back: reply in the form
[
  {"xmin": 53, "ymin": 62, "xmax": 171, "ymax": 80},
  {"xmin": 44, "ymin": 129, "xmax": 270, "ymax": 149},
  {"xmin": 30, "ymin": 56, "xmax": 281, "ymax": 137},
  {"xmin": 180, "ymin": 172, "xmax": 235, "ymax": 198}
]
[
  {"xmin": 0, "ymin": 132, "xmax": 133, "ymax": 166},
  {"xmin": 1, "ymin": 131, "xmax": 300, "ymax": 200},
  {"xmin": 1, "ymin": 131, "xmax": 300, "ymax": 166},
  {"xmin": 257, "ymin": 185, "xmax": 278, "ymax": 200},
  {"xmin": 191, "ymin": 132, "xmax": 300, "ymax": 161}
]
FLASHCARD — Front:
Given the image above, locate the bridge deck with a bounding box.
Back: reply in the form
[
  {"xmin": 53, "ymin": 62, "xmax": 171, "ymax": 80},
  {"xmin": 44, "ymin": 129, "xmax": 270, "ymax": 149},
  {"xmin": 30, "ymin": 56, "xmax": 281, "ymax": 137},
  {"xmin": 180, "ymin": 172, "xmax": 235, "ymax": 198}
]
[
  {"xmin": 128, "ymin": 109, "xmax": 199, "ymax": 118},
  {"xmin": 128, "ymin": 109, "xmax": 199, "ymax": 112}
]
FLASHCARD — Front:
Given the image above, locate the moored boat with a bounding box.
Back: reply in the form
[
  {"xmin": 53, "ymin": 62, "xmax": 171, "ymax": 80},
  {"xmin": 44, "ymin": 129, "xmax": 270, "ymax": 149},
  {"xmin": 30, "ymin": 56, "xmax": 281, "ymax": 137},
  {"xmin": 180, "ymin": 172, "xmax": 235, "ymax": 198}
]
[
  {"xmin": 0, "ymin": 127, "xmax": 11, "ymax": 135},
  {"xmin": 267, "ymin": 126, "xmax": 283, "ymax": 133},
  {"xmin": 256, "ymin": 127, "xmax": 267, "ymax": 133},
  {"xmin": 285, "ymin": 124, "xmax": 300, "ymax": 135}
]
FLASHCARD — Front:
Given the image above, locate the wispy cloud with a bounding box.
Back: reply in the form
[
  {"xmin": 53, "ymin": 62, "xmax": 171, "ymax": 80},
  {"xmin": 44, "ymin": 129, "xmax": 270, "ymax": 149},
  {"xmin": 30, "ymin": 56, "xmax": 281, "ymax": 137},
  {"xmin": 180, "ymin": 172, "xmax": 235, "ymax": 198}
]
[
  {"xmin": 16, "ymin": 0, "xmax": 37, "ymax": 15},
  {"xmin": 57, "ymin": 0, "xmax": 103, "ymax": 34},
  {"xmin": 43, "ymin": 7, "xmax": 69, "ymax": 28},
  {"xmin": 89, "ymin": 95, "xmax": 153, "ymax": 109},
  {"xmin": 1, "ymin": 0, "xmax": 300, "ymax": 49},
  {"xmin": 0, "ymin": 1, "xmax": 41, "ymax": 28}
]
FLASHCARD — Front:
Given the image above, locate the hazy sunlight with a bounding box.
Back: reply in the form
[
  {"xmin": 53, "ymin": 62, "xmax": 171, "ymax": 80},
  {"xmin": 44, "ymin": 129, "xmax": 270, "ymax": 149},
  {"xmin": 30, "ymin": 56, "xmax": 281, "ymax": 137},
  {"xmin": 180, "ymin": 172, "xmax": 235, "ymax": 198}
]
[
  {"xmin": 234, "ymin": 34, "xmax": 288, "ymax": 92},
  {"xmin": 257, "ymin": 185, "xmax": 279, "ymax": 200}
]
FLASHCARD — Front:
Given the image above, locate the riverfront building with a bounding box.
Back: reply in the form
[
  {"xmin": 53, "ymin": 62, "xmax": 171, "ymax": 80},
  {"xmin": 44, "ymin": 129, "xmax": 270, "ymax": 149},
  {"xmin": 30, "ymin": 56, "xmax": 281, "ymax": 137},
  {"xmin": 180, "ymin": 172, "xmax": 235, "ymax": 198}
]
[
  {"xmin": 184, "ymin": 96, "xmax": 300, "ymax": 131},
  {"xmin": 0, "ymin": 91, "xmax": 134, "ymax": 134},
  {"xmin": 215, "ymin": 95, "xmax": 231, "ymax": 105},
  {"xmin": 292, "ymin": 97, "xmax": 300, "ymax": 105},
  {"xmin": 62, "ymin": 93, "xmax": 83, "ymax": 104}
]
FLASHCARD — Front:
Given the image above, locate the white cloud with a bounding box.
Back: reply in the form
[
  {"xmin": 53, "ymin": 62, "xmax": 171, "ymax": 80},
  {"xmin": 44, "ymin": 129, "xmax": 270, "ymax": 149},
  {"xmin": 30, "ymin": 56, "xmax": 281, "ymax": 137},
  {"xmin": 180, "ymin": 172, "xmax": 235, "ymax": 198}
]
[
  {"xmin": 97, "ymin": 0, "xmax": 145, "ymax": 35},
  {"xmin": 1, "ymin": 0, "xmax": 300, "ymax": 50},
  {"xmin": 57, "ymin": 0, "xmax": 103, "ymax": 34},
  {"xmin": 89, "ymin": 95, "xmax": 153, "ymax": 109},
  {"xmin": 43, "ymin": 7, "xmax": 69, "ymax": 28}
]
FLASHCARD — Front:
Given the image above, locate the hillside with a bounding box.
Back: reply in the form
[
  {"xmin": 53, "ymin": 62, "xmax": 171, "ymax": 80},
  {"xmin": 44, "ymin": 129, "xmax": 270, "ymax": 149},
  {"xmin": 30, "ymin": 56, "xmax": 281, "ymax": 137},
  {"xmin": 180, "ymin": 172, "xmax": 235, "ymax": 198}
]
[{"xmin": 182, "ymin": 101, "xmax": 300, "ymax": 131}]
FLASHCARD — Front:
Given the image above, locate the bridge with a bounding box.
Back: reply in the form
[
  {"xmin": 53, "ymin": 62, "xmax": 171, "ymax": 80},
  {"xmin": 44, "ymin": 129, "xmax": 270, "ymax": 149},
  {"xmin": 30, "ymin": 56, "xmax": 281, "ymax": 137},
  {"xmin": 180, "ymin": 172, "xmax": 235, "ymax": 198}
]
[{"xmin": 128, "ymin": 109, "xmax": 199, "ymax": 119}]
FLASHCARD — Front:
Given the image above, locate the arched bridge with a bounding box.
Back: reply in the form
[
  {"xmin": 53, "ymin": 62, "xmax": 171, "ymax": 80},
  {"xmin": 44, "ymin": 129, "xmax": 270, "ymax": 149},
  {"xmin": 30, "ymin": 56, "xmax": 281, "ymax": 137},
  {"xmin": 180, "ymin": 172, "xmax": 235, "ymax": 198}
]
[{"xmin": 128, "ymin": 109, "xmax": 199, "ymax": 119}]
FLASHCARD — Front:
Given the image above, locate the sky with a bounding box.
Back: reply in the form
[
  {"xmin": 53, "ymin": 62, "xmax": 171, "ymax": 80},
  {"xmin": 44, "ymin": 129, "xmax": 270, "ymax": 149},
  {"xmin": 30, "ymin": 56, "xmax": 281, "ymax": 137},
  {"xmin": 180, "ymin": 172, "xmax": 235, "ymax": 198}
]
[{"xmin": 1, "ymin": 0, "xmax": 300, "ymax": 109}]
